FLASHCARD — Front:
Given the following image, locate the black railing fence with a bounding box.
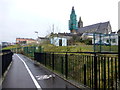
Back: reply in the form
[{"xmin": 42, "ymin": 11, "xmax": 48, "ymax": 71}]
[
  {"xmin": 1, "ymin": 50, "xmax": 13, "ymax": 76},
  {"xmin": 34, "ymin": 52, "xmax": 119, "ymax": 89},
  {"xmin": 11, "ymin": 46, "xmax": 43, "ymax": 59}
]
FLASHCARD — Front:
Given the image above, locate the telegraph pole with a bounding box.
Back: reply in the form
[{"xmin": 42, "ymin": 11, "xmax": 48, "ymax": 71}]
[{"xmin": 52, "ymin": 24, "xmax": 54, "ymax": 34}]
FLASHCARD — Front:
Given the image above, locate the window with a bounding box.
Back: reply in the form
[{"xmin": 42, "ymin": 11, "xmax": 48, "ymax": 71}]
[
  {"xmin": 112, "ymin": 39, "xmax": 116, "ymax": 43},
  {"xmin": 59, "ymin": 39, "xmax": 62, "ymax": 46},
  {"xmin": 106, "ymin": 39, "xmax": 109, "ymax": 43}
]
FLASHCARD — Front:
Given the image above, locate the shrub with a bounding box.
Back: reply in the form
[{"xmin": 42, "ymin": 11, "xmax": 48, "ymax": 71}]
[{"xmin": 79, "ymin": 39, "xmax": 92, "ymax": 45}]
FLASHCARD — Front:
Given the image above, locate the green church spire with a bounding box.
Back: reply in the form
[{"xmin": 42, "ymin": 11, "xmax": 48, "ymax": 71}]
[{"xmin": 69, "ymin": 6, "xmax": 78, "ymax": 33}]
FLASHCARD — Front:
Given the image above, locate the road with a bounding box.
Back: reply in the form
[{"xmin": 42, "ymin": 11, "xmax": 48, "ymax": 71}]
[{"xmin": 2, "ymin": 54, "xmax": 80, "ymax": 89}]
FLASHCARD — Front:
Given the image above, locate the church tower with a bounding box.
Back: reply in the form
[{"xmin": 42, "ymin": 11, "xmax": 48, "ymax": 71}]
[
  {"xmin": 69, "ymin": 6, "xmax": 78, "ymax": 33},
  {"xmin": 78, "ymin": 17, "xmax": 83, "ymax": 28}
]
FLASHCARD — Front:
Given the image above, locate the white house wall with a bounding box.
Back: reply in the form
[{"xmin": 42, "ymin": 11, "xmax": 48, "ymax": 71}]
[
  {"xmin": 102, "ymin": 35, "xmax": 118, "ymax": 45},
  {"xmin": 50, "ymin": 37, "xmax": 67, "ymax": 46},
  {"xmin": 92, "ymin": 34, "xmax": 118, "ymax": 45},
  {"xmin": 62, "ymin": 38, "xmax": 67, "ymax": 46}
]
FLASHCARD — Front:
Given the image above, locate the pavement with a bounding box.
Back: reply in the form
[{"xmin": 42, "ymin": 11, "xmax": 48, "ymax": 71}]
[{"xmin": 2, "ymin": 54, "xmax": 80, "ymax": 90}]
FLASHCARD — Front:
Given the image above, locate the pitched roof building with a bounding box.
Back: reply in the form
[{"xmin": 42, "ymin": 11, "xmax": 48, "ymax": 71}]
[
  {"xmin": 16, "ymin": 38, "xmax": 36, "ymax": 44},
  {"xmin": 68, "ymin": 7, "xmax": 112, "ymax": 34},
  {"xmin": 77, "ymin": 21, "xmax": 112, "ymax": 34}
]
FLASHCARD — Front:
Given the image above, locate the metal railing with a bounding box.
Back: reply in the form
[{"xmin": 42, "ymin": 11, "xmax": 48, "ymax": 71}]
[
  {"xmin": 34, "ymin": 52, "xmax": 119, "ymax": 89},
  {"xmin": 1, "ymin": 50, "xmax": 13, "ymax": 76},
  {"xmin": 11, "ymin": 46, "xmax": 43, "ymax": 59}
]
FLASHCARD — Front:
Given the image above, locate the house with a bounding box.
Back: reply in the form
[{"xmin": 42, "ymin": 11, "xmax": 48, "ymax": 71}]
[
  {"xmin": 2, "ymin": 42, "xmax": 11, "ymax": 48},
  {"xmin": 16, "ymin": 38, "xmax": 36, "ymax": 45},
  {"xmin": 92, "ymin": 33, "xmax": 118, "ymax": 45},
  {"xmin": 49, "ymin": 33, "xmax": 82, "ymax": 46},
  {"xmin": 37, "ymin": 37, "xmax": 49, "ymax": 44},
  {"xmin": 49, "ymin": 33, "xmax": 71, "ymax": 46},
  {"xmin": 81, "ymin": 33, "xmax": 93, "ymax": 40},
  {"xmin": 50, "ymin": 37, "xmax": 67, "ymax": 46}
]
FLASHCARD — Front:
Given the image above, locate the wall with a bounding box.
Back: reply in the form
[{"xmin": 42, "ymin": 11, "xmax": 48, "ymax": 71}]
[{"xmin": 50, "ymin": 37, "xmax": 67, "ymax": 46}]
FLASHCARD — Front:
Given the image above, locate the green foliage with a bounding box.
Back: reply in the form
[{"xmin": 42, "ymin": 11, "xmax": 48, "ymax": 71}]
[
  {"xmin": 79, "ymin": 39, "xmax": 92, "ymax": 45},
  {"xmin": 95, "ymin": 45, "xmax": 118, "ymax": 52},
  {"xmin": 84, "ymin": 39, "xmax": 92, "ymax": 45},
  {"xmin": 71, "ymin": 35, "xmax": 92, "ymax": 45},
  {"xmin": 2, "ymin": 44, "xmax": 21, "ymax": 50},
  {"xmin": 77, "ymin": 47, "xmax": 82, "ymax": 52},
  {"xmin": 72, "ymin": 35, "xmax": 81, "ymax": 42},
  {"xmin": 41, "ymin": 43, "xmax": 93, "ymax": 52}
]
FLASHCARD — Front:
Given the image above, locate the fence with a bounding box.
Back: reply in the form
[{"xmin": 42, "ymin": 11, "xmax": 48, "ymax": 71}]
[
  {"xmin": 1, "ymin": 50, "xmax": 13, "ymax": 76},
  {"xmin": 7, "ymin": 35, "xmax": 119, "ymax": 89},
  {"xmin": 11, "ymin": 46, "xmax": 43, "ymax": 58},
  {"xmin": 93, "ymin": 33, "xmax": 118, "ymax": 52},
  {"xmin": 34, "ymin": 52, "xmax": 119, "ymax": 89}
]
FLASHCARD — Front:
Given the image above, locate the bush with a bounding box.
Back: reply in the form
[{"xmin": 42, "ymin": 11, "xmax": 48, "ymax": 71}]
[
  {"xmin": 84, "ymin": 39, "xmax": 92, "ymax": 45},
  {"xmin": 79, "ymin": 39, "xmax": 92, "ymax": 45}
]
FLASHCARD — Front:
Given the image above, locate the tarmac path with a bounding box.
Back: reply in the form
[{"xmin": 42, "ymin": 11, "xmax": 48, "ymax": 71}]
[{"xmin": 2, "ymin": 54, "xmax": 80, "ymax": 90}]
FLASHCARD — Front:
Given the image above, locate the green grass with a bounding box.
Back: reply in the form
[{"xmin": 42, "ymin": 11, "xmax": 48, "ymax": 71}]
[
  {"xmin": 2, "ymin": 44, "xmax": 20, "ymax": 50},
  {"xmin": 42, "ymin": 43, "xmax": 94, "ymax": 52},
  {"xmin": 3, "ymin": 42, "xmax": 118, "ymax": 53},
  {"xmin": 2, "ymin": 44, "xmax": 38, "ymax": 50},
  {"xmin": 41, "ymin": 43, "xmax": 118, "ymax": 53},
  {"xmin": 95, "ymin": 45, "xmax": 118, "ymax": 52}
]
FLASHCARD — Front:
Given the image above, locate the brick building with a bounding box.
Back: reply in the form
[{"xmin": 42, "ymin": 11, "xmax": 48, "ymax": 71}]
[{"xmin": 16, "ymin": 38, "xmax": 36, "ymax": 44}]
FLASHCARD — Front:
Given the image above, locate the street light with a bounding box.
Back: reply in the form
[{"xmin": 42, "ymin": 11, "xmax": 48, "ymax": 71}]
[
  {"xmin": 35, "ymin": 31, "xmax": 39, "ymax": 44},
  {"xmin": 35, "ymin": 31, "xmax": 38, "ymax": 38}
]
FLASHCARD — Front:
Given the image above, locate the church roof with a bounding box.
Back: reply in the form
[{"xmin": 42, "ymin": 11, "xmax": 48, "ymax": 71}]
[{"xmin": 77, "ymin": 21, "xmax": 110, "ymax": 34}]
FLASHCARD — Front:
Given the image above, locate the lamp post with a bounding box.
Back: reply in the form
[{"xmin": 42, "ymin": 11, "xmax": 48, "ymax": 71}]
[
  {"xmin": 35, "ymin": 31, "xmax": 38, "ymax": 38},
  {"xmin": 35, "ymin": 31, "xmax": 39, "ymax": 44}
]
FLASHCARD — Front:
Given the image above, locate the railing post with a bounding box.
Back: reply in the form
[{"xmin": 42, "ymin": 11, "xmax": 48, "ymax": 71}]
[
  {"xmin": 61, "ymin": 57, "xmax": 64, "ymax": 74},
  {"xmin": 104, "ymin": 57, "xmax": 106, "ymax": 89},
  {"xmin": 93, "ymin": 33, "xmax": 96, "ymax": 52},
  {"xmin": 94, "ymin": 53, "xmax": 97, "ymax": 89},
  {"xmin": 44, "ymin": 53, "xmax": 46, "ymax": 66},
  {"xmin": 118, "ymin": 35, "xmax": 120, "ymax": 87},
  {"xmin": 99, "ymin": 33, "xmax": 102, "ymax": 52},
  {"xmin": 65, "ymin": 52, "xmax": 68, "ymax": 79},
  {"xmin": 52, "ymin": 52, "xmax": 54, "ymax": 70},
  {"xmin": 84, "ymin": 64, "xmax": 86, "ymax": 85}
]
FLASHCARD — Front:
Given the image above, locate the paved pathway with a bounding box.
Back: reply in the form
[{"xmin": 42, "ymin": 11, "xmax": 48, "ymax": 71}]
[{"xmin": 2, "ymin": 54, "xmax": 80, "ymax": 89}]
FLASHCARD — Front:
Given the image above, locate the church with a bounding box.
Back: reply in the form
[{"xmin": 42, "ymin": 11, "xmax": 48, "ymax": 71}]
[
  {"xmin": 50, "ymin": 6, "xmax": 113, "ymax": 46},
  {"xmin": 69, "ymin": 6, "xmax": 112, "ymax": 34}
]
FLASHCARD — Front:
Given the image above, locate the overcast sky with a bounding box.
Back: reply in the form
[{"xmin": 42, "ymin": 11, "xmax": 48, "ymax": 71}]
[{"xmin": 0, "ymin": 0, "xmax": 119, "ymax": 43}]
